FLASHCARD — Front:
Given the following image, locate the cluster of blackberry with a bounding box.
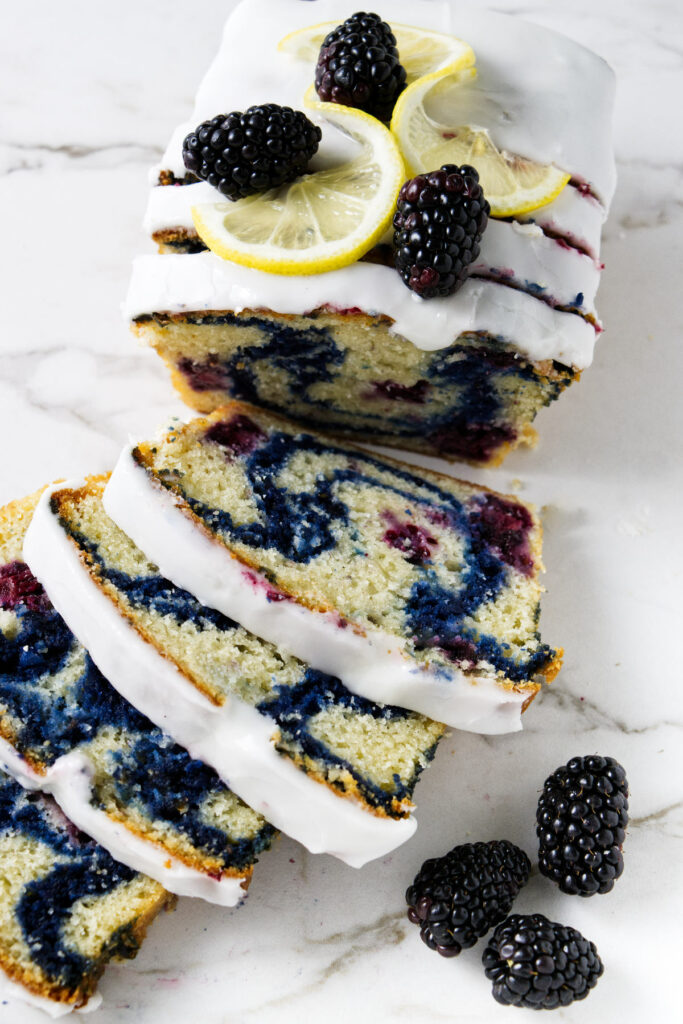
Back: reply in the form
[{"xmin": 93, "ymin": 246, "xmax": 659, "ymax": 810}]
[{"xmin": 406, "ymin": 755, "xmax": 628, "ymax": 1010}]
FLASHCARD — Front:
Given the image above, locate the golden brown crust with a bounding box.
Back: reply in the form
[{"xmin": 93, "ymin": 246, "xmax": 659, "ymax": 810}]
[
  {"xmin": 0, "ymin": 889, "xmax": 175, "ymax": 1011},
  {"xmin": 0, "ymin": 488, "xmax": 50, "ymax": 564}
]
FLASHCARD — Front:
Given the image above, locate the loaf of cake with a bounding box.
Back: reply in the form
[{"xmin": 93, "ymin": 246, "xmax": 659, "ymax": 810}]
[
  {"xmin": 103, "ymin": 403, "xmax": 561, "ymax": 732},
  {"xmin": 125, "ymin": 0, "xmax": 615, "ymax": 465},
  {"xmin": 23, "ymin": 478, "xmax": 445, "ymax": 867},
  {"xmin": 0, "ymin": 491, "xmax": 275, "ymax": 905},
  {"xmin": 0, "ymin": 768, "xmax": 173, "ymax": 1016}
]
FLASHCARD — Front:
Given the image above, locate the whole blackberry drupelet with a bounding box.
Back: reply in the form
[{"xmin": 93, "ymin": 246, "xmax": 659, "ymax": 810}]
[
  {"xmin": 182, "ymin": 104, "xmax": 322, "ymax": 201},
  {"xmin": 536, "ymin": 755, "xmax": 628, "ymax": 896},
  {"xmin": 315, "ymin": 12, "xmax": 407, "ymax": 121},
  {"xmin": 406, "ymin": 840, "xmax": 531, "ymax": 957},
  {"xmin": 393, "ymin": 165, "xmax": 490, "ymax": 298},
  {"xmin": 482, "ymin": 913, "xmax": 604, "ymax": 1009}
]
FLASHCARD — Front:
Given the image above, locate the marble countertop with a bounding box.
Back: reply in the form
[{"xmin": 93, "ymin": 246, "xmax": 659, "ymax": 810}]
[{"xmin": 2, "ymin": 1, "xmax": 681, "ymax": 1021}]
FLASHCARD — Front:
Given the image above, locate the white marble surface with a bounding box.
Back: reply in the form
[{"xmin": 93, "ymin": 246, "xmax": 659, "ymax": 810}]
[{"xmin": 1, "ymin": 1, "xmax": 682, "ymax": 1021}]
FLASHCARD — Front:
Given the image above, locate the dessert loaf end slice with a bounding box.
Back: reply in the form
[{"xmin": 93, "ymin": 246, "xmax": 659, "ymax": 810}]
[{"xmin": 0, "ymin": 768, "xmax": 173, "ymax": 1016}]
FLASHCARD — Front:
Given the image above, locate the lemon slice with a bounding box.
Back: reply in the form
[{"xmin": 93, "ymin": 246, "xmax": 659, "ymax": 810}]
[
  {"xmin": 191, "ymin": 104, "xmax": 405, "ymax": 275},
  {"xmin": 391, "ymin": 68, "xmax": 570, "ymax": 217},
  {"xmin": 278, "ymin": 21, "xmax": 475, "ymax": 84}
]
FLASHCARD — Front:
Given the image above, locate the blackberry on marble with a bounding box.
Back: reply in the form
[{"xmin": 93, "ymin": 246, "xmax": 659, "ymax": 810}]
[
  {"xmin": 536, "ymin": 755, "xmax": 628, "ymax": 896},
  {"xmin": 393, "ymin": 164, "xmax": 490, "ymax": 298},
  {"xmin": 182, "ymin": 104, "xmax": 322, "ymax": 201},
  {"xmin": 482, "ymin": 913, "xmax": 604, "ymax": 1009},
  {"xmin": 406, "ymin": 840, "xmax": 530, "ymax": 956},
  {"xmin": 315, "ymin": 12, "xmax": 407, "ymax": 121}
]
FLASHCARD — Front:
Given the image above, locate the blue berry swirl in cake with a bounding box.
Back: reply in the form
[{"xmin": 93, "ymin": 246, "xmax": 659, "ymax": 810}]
[
  {"xmin": 0, "ymin": 768, "xmax": 172, "ymax": 1015},
  {"xmin": 103, "ymin": 403, "xmax": 561, "ymax": 733},
  {"xmin": 0, "ymin": 491, "xmax": 275, "ymax": 905},
  {"xmin": 23, "ymin": 478, "xmax": 445, "ymax": 867}
]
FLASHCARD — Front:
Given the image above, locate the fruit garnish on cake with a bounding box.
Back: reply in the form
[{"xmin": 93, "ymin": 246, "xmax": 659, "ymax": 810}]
[
  {"xmin": 278, "ymin": 18, "xmax": 475, "ymax": 88},
  {"xmin": 189, "ymin": 102, "xmax": 405, "ymax": 275},
  {"xmin": 183, "ymin": 11, "xmax": 572, "ymax": 284},
  {"xmin": 390, "ymin": 65, "xmax": 571, "ymax": 217}
]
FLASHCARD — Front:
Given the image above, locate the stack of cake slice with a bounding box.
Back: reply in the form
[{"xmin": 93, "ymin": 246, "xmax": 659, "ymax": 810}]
[
  {"xmin": 13, "ymin": 404, "xmax": 558, "ymax": 879},
  {"xmin": 0, "ymin": 446, "xmax": 558, "ymax": 1018}
]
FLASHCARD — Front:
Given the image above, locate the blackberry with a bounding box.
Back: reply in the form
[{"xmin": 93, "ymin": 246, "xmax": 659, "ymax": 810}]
[
  {"xmin": 393, "ymin": 165, "xmax": 490, "ymax": 298},
  {"xmin": 315, "ymin": 12, "xmax": 407, "ymax": 121},
  {"xmin": 182, "ymin": 104, "xmax": 322, "ymax": 201},
  {"xmin": 406, "ymin": 840, "xmax": 530, "ymax": 957},
  {"xmin": 482, "ymin": 913, "xmax": 604, "ymax": 1009},
  {"xmin": 536, "ymin": 755, "xmax": 628, "ymax": 896}
]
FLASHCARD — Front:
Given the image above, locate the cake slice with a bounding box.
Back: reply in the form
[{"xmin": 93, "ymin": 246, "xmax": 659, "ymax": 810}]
[
  {"xmin": 0, "ymin": 491, "xmax": 275, "ymax": 905},
  {"xmin": 0, "ymin": 768, "xmax": 172, "ymax": 1016},
  {"xmin": 128, "ymin": 0, "xmax": 615, "ymax": 465},
  {"xmin": 23, "ymin": 478, "xmax": 445, "ymax": 867},
  {"xmin": 104, "ymin": 403, "xmax": 561, "ymax": 732}
]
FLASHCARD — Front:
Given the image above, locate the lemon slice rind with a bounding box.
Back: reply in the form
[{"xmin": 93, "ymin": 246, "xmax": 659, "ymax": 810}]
[
  {"xmin": 278, "ymin": 21, "xmax": 475, "ymax": 84},
  {"xmin": 191, "ymin": 104, "xmax": 405, "ymax": 275},
  {"xmin": 390, "ymin": 67, "xmax": 571, "ymax": 217}
]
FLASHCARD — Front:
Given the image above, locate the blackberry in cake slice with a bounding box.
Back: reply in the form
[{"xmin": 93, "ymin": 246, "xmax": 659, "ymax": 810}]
[
  {"xmin": 23, "ymin": 478, "xmax": 445, "ymax": 867},
  {"xmin": 0, "ymin": 490, "xmax": 275, "ymax": 905},
  {"xmin": 0, "ymin": 769, "xmax": 172, "ymax": 1015},
  {"xmin": 103, "ymin": 403, "xmax": 561, "ymax": 732}
]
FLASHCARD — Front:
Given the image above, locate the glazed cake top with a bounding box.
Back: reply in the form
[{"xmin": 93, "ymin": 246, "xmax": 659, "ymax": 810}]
[
  {"xmin": 129, "ymin": 0, "xmax": 614, "ymax": 370},
  {"xmin": 158, "ymin": 0, "xmax": 616, "ymax": 204}
]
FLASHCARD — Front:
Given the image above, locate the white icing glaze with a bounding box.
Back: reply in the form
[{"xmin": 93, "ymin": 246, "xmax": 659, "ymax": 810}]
[
  {"xmin": 103, "ymin": 447, "xmax": 533, "ymax": 734},
  {"xmin": 23, "ymin": 485, "xmax": 417, "ymax": 869},
  {"xmin": 125, "ymin": 250, "xmax": 597, "ymax": 368},
  {"xmin": 516, "ymin": 186, "xmax": 606, "ymax": 261},
  {"xmin": 145, "ymin": 179, "xmax": 605, "ymax": 262},
  {"xmin": 143, "ymin": 185, "xmax": 601, "ymax": 317},
  {"xmin": 157, "ymin": 0, "xmax": 616, "ymax": 203},
  {"xmin": 0, "ymin": 736, "xmax": 246, "ymax": 907},
  {"xmin": 0, "ymin": 969, "xmax": 102, "ymax": 1018}
]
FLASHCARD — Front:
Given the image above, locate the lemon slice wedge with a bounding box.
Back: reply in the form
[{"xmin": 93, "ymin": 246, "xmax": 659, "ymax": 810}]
[
  {"xmin": 278, "ymin": 21, "xmax": 475, "ymax": 84},
  {"xmin": 391, "ymin": 68, "xmax": 570, "ymax": 217},
  {"xmin": 191, "ymin": 104, "xmax": 405, "ymax": 275}
]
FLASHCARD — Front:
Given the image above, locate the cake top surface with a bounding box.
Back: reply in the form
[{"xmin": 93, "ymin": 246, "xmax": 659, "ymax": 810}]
[{"xmin": 159, "ymin": 0, "xmax": 615, "ymax": 204}]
